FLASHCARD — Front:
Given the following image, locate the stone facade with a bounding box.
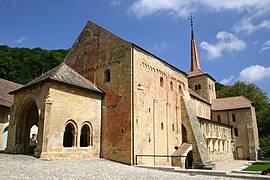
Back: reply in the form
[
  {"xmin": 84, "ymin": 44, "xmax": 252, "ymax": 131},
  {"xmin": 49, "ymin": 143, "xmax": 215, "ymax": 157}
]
[
  {"xmin": 6, "ymin": 64, "xmax": 103, "ymax": 159},
  {"xmin": 5, "ymin": 21, "xmax": 259, "ymax": 168}
]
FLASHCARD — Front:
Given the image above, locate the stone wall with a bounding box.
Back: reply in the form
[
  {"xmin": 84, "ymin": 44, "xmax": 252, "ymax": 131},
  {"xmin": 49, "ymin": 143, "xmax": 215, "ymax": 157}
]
[
  {"xmin": 212, "ymin": 108, "xmax": 259, "ymax": 160},
  {"xmin": 40, "ymin": 83, "xmax": 102, "ymax": 159},
  {"xmin": 133, "ymin": 47, "xmax": 188, "ymax": 166},
  {"xmin": 64, "ymin": 21, "xmax": 133, "ymax": 164}
]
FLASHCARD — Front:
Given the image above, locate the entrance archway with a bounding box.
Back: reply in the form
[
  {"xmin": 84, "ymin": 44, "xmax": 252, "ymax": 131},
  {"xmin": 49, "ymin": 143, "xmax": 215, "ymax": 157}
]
[
  {"xmin": 2, "ymin": 126, "xmax": 8, "ymax": 149},
  {"xmin": 15, "ymin": 99, "xmax": 39, "ymax": 155},
  {"xmin": 182, "ymin": 124, "xmax": 187, "ymax": 143},
  {"xmin": 185, "ymin": 150, "xmax": 193, "ymax": 169}
]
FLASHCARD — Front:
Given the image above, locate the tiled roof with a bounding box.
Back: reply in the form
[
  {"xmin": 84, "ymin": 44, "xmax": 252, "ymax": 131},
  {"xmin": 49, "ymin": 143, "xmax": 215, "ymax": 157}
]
[
  {"xmin": 11, "ymin": 63, "xmax": 104, "ymax": 94},
  {"xmin": 212, "ymin": 96, "xmax": 252, "ymax": 111},
  {"xmin": 0, "ymin": 78, "xmax": 22, "ymax": 107},
  {"xmin": 189, "ymin": 88, "xmax": 210, "ymax": 104},
  {"xmin": 172, "ymin": 143, "xmax": 192, "ymax": 156}
]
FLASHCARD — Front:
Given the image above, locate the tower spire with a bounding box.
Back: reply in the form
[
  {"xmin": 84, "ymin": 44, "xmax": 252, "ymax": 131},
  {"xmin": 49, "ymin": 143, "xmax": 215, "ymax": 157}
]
[{"xmin": 189, "ymin": 13, "xmax": 201, "ymax": 73}]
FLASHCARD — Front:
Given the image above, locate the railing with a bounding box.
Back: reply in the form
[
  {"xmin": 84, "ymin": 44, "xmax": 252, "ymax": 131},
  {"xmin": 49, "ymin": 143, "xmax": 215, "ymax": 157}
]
[{"xmin": 135, "ymin": 154, "xmax": 189, "ymax": 169}]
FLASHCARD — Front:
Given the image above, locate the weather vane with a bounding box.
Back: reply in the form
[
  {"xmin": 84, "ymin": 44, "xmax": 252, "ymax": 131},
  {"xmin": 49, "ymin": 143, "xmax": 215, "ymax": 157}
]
[{"xmin": 188, "ymin": 13, "xmax": 195, "ymax": 29}]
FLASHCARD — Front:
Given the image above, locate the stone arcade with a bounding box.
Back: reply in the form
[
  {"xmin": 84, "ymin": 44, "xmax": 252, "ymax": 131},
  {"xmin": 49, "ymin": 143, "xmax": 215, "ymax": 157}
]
[{"xmin": 4, "ymin": 20, "xmax": 259, "ymax": 168}]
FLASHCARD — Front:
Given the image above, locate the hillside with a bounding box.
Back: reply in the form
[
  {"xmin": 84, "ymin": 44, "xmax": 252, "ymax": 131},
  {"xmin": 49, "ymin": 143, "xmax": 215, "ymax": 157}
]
[{"xmin": 0, "ymin": 45, "xmax": 68, "ymax": 84}]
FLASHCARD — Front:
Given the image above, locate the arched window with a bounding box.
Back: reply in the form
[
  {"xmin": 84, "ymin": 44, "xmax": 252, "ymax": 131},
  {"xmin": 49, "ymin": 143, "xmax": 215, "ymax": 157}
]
[
  {"xmin": 104, "ymin": 69, "xmax": 110, "ymax": 82},
  {"xmin": 161, "ymin": 122, "xmax": 164, "ymax": 130},
  {"xmin": 234, "ymin": 128, "xmax": 238, "ymax": 136},
  {"xmin": 170, "ymin": 81, "xmax": 173, "ymax": 91},
  {"xmin": 178, "ymin": 85, "xmax": 182, "ymax": 94},
  {"xmin": 63, "ymin": 122, "xmax": 76, "ymax": 147},
  {"xmin": 160, "ymin": 77, "xmax": 164, "ymax": 87},
  {"xmin": 80, "ymin": 123, "xmax": 93, "ymax": 147}
]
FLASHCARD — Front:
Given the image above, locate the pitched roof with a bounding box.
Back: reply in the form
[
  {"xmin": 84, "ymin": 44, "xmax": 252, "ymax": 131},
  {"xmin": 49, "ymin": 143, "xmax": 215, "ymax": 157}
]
[
  {"xmin": 0, "ymin": 78, "xmax": 22, "ymax": 107},
  {"xmin": 189, "ymin": 88, "xmax": 210, "ymax": 104},
  {"xmin": 212, "ymin": 96, "xmax": 252, "ymax": 111},
  {"xmin": 11, "ymin": 63, "xmax": 104, "ymax": 94}
]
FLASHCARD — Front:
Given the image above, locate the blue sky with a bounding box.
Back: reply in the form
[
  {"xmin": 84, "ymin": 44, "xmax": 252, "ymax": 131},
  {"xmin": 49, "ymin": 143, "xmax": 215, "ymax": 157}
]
[{"xmin": 1, "ymin": 0, "xmax": 270, "ymax": 98}]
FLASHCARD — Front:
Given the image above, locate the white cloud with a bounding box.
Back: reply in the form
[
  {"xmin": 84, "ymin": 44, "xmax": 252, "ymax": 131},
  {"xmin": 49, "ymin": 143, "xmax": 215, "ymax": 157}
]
[
  {"xmin": 260, "ymin": 40, "xmax": 270, "ymax": 53},
  {"xmin": 15, "ymin": 36, "xmax": 27, "ymax": 44},
  {"xmin": 129, "ymin": 0, "xmax": 270, "ymax": 18},
  {"xmin": 129, "ymin": 0, "xmax": 193, "ymax": 18},
  {"xmin": 233, "ymin": 17, "xmax": 270, "ymax": 35},
  {"xmin": 220, "ymin": 75, "xmax": 235, "ymax": 85},
  {"xmin": 153, "ymin": 41, "xmax": 168, "ymax": 52},
  {"xmin": 110, "ymin": 0, "xmax": 122, "ymax": 6},
  {"xmin": 239, "ymin": 65, "xmax": 270, "ymax": 82},
  {"xmin": 200, "ymin": 31, "xmax": 246, "ymax": 59}
]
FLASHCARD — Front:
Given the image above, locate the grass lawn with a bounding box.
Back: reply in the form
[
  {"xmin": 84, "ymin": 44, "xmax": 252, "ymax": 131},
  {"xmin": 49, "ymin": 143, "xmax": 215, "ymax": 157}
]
[{"xmin": 243, "ymin": 162, "xmax": 270, "ymax": 171}]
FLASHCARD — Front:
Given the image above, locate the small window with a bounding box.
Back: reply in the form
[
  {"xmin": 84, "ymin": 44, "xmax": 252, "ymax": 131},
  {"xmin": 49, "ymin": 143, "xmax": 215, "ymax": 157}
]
[
  {"xmin": 172, "ymin": 124, "xmax": 175, "ymax": 131},
  {"xmin": 232, "ymin": 114, "xmax": 236, "ymax": 122},
  {"xmin": 198, "ymin": 84, "xmax": 201, "ymax": 90},
  {"xmin": 217, "ymin": 115, "xmax": 221, "ymax": 122},
  {"xmin": 170, "ymin": 81, "xmax": 173, "ymax": 91},
  {"xmin": 104, "ymin": 69, "xmax": 110, "ymax": 82},
  {"xmin": 178, "ymin": 85, "xmax": 182, "ymax": 94},
  {"xmin": 161, "ymin": 122, "xmax": 164, "ymax": 130},
  {"xmin": 195, "ymin": 84, "xmax": 198, "ymax": 90},
  {"xmin": 234, "ymin": 128, "xmax": 238, "ymax": 136},
  {"xmin": 160, "ymin": 77, "xmax": 164, "ymax": 87}
]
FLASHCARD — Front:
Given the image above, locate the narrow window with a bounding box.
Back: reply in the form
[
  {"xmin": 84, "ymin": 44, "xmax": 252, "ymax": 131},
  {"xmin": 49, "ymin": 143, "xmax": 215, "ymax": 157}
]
[
  {"xmin": 198, "ymin": 84, "xmax": 201, "ymax": 90},
  {"xmin": 80, "ymin": 124, "xmax": 92, "ymax": 147},
  {"xmin": 172, "ymin": 124, "xmax": 175, "ymax": 131},
  {"xmin": 160, "ymin": 77, "xmax": 164, "ymax": 87},
  {"xmin": 195, "ymin": 84, "xmax": 198, "ymax": 90},
  {"xmin": 232, "ymin": 114, "xmax": 236, "ymax": 122},
  {"xmin": 234, "ymin": 128, "xmax": 238, "ymax": 136},
  {"xmin": 161, "ymin": 122, "xmax": 164, "ymax": 130},
  {"xmin": 104, "ymin": 69, "xmax": 110, "ymax": 82},
  {"xmin": 217, "ymin": 115, "xmax": 221, "ymax": 122},
  {"xmin": 170, "ymin": 81, "xmax": 173, "ymax": 91},
  {"xmin": 178, "ymin": 85, "xmax": 182, "ymax": 94},
  {"xmin": 64, "ymin": 123, "xmax": 76, "ymax": 147}
]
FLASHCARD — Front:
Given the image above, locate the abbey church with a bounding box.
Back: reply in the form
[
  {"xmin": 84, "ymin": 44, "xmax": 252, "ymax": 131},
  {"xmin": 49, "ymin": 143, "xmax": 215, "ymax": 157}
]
[{"xmin": 1, "ymin": 20, "xmax": 259, "ymax": 169}]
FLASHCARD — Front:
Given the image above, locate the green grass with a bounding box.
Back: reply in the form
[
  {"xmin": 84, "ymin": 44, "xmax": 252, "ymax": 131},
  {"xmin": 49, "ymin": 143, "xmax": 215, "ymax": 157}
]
[{"xmin": 243, "ymin": 162, "xmax": 270, "ymax": 171}]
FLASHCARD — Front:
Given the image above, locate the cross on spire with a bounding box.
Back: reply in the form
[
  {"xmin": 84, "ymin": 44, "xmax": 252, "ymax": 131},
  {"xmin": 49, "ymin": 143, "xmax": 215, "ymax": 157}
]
[{"xmin": 188, "ymin": 13, "xmax": 195, "ymax": 30}]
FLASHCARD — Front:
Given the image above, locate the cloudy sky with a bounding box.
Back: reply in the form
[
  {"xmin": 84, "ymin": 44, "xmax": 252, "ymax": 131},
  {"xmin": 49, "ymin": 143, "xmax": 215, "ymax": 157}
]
[{"xmin": 1, "ymin": 0, "xmax": 270, "ymax": 97}]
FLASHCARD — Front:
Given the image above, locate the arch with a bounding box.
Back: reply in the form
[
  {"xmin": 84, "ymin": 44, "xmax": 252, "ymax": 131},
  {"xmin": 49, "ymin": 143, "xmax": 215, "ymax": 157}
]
[
  {"xmin": 104, "ymin": 69, "xmax": 110, "ymax": 82},
  {"xmin": 2, "ymin": 126, "xmax": 8, "ymax": 149},
  {"xmin": 185, "ymin": 150, "xmax": 193, "ymax": 169},
  {"xmin": 160, "ymin": 77, "xmax": 164, "ymax": 87},
  {"xmin": 14, "ymin": 97, "xmax": 39, "ymax": 155},
  {"xmin": 182, "ymin": 124, "xmax": 187, "ymax": 143},
  {"xmin": 80, "ymin": 122, "xmax": 93, "ymax": 147},
  {"xmin": 63, "ymin": 121, "xmax": 77, "ymax": 147}
]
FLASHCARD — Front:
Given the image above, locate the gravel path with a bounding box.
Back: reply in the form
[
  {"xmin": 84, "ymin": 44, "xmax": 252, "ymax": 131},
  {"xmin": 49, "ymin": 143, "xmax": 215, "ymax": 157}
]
[{"xmin": 0, "ymin": 153, "xmax": 239, "ymax": 180}]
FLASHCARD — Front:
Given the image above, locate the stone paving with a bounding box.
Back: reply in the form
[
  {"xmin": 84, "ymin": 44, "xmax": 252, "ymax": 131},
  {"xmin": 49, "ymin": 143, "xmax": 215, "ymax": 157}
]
[{"xmin": 0, "ymin": 154, "xmax": 242, "ymax": 180}]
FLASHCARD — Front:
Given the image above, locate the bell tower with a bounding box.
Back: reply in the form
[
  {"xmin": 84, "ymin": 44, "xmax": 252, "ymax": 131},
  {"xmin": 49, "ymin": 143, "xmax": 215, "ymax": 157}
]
[{"xmin": 187, "ymin": 14, "xmax": 216, "ymax": 103}]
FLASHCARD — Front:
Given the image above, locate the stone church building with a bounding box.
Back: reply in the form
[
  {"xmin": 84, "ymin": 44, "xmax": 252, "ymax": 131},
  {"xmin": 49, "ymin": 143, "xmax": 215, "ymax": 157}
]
[{"xmin": 4, "ymin": 21, "xmax": 259, "ymax": 168}]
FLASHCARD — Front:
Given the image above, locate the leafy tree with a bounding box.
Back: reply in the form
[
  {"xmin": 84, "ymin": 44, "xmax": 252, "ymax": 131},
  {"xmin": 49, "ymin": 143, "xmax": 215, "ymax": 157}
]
[{"xmin": 0, "ymin": 45, "xmax": 68, "ymax": 84}]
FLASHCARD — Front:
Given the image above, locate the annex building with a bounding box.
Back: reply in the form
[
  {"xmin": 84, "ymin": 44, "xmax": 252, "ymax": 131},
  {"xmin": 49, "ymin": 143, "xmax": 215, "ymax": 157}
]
[{"xmin": 3, "ymin": 20, "xmax": 259, "ymax": 169}]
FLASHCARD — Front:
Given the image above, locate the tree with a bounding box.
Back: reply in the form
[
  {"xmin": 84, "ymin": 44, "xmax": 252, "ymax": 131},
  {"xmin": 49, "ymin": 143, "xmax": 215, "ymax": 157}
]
[{"xmin": 0, "ymin": 45, "xmax": 68, "ymax": 84}]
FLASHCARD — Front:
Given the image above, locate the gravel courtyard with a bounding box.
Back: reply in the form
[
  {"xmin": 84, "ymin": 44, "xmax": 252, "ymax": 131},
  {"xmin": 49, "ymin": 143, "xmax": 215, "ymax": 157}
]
[{"xmin": 0, "ymin": 153, "xmax": 239, "ymax": 180}]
